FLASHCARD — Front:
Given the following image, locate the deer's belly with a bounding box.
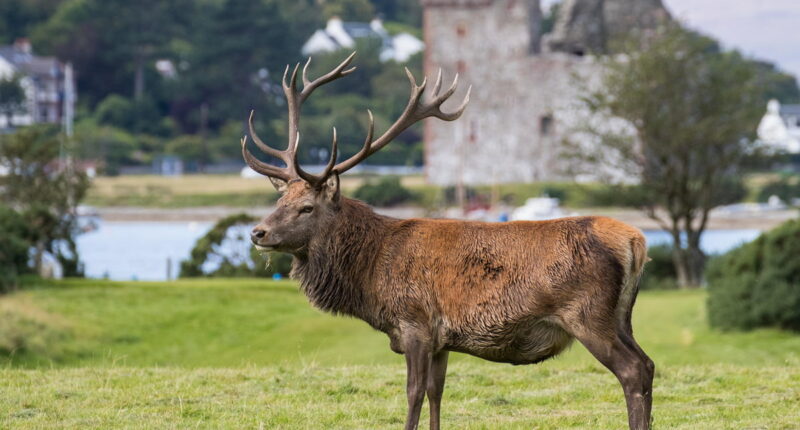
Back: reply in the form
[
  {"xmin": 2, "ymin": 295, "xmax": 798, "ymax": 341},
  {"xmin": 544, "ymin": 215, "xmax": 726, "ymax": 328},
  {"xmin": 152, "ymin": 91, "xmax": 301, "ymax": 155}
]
[{"xmin": 446, "ymin": 317, "xmax": 574, "ymax": 365}]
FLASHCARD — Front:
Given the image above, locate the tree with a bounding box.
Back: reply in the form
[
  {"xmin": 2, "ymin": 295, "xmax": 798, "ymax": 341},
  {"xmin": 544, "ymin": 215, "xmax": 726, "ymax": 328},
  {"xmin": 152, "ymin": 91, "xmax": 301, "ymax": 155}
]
[
  {"xmin": 322, "ymin": 0, "xmax": 375, "ymax": 21},
  {"xmin": 0, "ymin": 126, "xmax": 89, "ymax": 276},
  {"xmin": 32, "ymin": 0, "xmax": 195, "ymax": 106},
  {"xmin": 576, "ymin": 25, "xmax": 761, "ymax": 287},
  {"xmin": 0, "ymin": 74, "xmax": 26, "ymax": 127}
]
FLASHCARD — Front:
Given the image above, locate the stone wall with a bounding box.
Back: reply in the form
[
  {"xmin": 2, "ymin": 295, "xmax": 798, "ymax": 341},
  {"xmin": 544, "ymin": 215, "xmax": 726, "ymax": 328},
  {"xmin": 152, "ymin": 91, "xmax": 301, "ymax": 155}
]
[{"xmin": 421, "ymin": 0, "xmax": 669, "ymax": 185}]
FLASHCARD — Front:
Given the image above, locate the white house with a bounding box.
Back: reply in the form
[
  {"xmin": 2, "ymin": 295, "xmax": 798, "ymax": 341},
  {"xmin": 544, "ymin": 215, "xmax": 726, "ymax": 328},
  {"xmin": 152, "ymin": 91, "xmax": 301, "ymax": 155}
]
[
  {"xmin": 0, "ymin": 39, "xmax": 75, "ymax": 131},
  {"xmin": 301, "ymin": 17, "xmax": 423, "ymax": 63},
  {"xmin": 757, "ymin": 99, "xmax": 800, "ymax": 154}
]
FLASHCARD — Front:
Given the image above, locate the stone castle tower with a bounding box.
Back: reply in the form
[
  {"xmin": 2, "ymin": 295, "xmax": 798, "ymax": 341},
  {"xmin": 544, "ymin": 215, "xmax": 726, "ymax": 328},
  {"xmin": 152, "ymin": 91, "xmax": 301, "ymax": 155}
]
[{"xmin": 421, "ymin": 0, "xmax": 670, "ymax": 185}]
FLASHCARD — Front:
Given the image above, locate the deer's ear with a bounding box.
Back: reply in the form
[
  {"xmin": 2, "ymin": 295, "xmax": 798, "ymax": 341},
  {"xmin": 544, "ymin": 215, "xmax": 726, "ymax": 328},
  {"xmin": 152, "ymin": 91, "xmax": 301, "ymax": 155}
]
[
  {"xmin": 323, "ymin": 171, "xmax": 340, "ymax": 202},
  {"xmin": 269, "ymin": 177, "xmax": 289, "ymax": 193}
]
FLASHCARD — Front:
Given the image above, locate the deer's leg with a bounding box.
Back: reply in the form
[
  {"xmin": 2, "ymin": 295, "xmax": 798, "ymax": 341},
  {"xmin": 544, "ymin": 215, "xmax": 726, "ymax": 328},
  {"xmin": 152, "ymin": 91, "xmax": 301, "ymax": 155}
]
[
  {"xmin": 404, "ymin": 336, "xmax": 432, "ymax": 430},
  {"xmin": 427, "ymin": 350, "xmax": 449, "ymax": 430},
  {"xmin": 618, "ymin": 330, "xmax": 655, "ymax": 424},
  {"xmin": 575, "ymin": 333, "xmax": 653, "ymax": 430}
]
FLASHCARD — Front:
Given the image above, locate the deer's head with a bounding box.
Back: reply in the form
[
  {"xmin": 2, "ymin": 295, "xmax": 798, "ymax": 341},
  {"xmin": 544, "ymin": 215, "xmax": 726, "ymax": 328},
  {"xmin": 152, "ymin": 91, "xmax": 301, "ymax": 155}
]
[{"xmin": 245, "ymin": 53, "xmax": 469, "ymax": 254}]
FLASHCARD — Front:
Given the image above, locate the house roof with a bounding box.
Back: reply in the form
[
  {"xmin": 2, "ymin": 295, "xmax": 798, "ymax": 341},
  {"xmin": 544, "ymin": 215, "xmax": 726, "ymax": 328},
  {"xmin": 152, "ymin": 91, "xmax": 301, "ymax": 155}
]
[
  {"xmin": 0, "ymin": 45, "xmax": 60, "ymax": 78},
  {"xmin": 780, "ymin": 104, "xmax": 800, "ymax": 116}
]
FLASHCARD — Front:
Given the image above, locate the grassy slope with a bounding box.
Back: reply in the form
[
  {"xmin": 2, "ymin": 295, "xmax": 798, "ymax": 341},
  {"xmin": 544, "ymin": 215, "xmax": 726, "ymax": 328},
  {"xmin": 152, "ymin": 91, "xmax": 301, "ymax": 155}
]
[{"xmin": 2, "ymin": 279, "xmax": 799, "ymax": 428}]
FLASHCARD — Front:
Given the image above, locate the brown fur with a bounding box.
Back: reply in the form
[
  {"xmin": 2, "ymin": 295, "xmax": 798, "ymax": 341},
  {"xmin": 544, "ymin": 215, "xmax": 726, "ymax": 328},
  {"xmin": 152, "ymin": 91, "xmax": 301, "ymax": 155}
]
[{"xmin": 252, "ymin": 182, "xmax": 654, "ymax": 429}]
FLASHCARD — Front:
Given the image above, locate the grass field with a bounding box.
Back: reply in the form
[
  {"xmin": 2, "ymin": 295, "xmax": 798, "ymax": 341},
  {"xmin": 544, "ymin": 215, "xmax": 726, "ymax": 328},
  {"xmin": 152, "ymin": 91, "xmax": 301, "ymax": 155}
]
[
  {"xmin": 83, "ymin": 173, "xmax": 780, "ymax": 209},
  {"xmin": 84, "ymin": 174, "xmax": 430, "ymax": 208},
  {"xmin": 2, "ymin": 279, "xmax": 799, "ymax": 428}
]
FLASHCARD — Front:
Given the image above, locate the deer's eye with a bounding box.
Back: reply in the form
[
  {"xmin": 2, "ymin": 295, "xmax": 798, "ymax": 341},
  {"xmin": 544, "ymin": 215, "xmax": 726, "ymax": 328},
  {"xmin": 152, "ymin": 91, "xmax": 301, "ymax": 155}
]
[{"xmin": 299, "ymin": 206, "xmax": 314, "ymax": 214}]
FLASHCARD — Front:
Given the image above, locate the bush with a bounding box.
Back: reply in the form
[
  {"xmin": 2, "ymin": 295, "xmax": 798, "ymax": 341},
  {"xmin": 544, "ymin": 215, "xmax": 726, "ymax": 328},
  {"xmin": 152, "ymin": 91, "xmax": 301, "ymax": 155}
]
[
  {"xmin": 639, "ymin": 244, "xmax": 678, "ymax": 290},
  {"xmin": 0, "ymin": 205, "xmax": 30, "ymax": 293},
  {"xmin": 353, "ymin": 176, "xmax": 414, "ymax": 207},
  {"xmin": 179, "ymin": 213, "xmax": 292, "ymax": 278},
  {"xmin": 757, "ymin": 175, "xmax": 800, "ymax": 204},
  {"xmin": 707, "ymin": 219, "xmax": 800, "ymax": 331},
  {"xmin": 0, "ymin": 297, "xmax": 73, "ymax": 359}
]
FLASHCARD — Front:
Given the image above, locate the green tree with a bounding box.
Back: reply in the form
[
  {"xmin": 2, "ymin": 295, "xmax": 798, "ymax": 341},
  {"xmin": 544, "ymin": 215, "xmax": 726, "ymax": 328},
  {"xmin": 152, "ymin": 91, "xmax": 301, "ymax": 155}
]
[
  {"xmin": 0, "ymin": 74, "xmax": 26, "ymax": 127},
  {"xmin": 323, "ymin": 0, "xmax": 375, "ymax": 21},
  {"xmin": 0, "ymin": 126, "xmax": 89, "ymax": 276},
  {"xmin": 170, "ymin": 0, "xmax": 318, "ymax": 133},
  {"xmin": 0, "ymin": 204, "xmax": 30, "ymax": 292},
  {"xmin": 753, "ymin": 60, "xmax": 800, "ymax": 104},
  {"xmin": 576, "ymin": 25, "xmax": 761, "ymax": 287},
  {"xmin": 33, "ymin": 0, "xmax": 195, "ymax": 106},
  {"xmin": 0, "ymin": 0, "xmax": 64, "ymax": 44}
]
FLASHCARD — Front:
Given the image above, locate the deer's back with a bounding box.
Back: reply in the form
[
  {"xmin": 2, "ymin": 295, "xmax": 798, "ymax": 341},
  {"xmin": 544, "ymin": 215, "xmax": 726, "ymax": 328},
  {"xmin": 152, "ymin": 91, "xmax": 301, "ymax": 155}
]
[{"xmin": 377, "ymin": 215, "xmax": 645, "ymax": 364}]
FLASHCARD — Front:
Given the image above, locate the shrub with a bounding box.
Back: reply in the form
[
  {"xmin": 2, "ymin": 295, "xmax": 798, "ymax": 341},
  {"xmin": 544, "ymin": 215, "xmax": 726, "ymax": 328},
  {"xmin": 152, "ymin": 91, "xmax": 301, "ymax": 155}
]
[
  {"xmin": 0, "ymin": 297, "xmax": 73, "ymax": 359},
  {"xmin": 353, "ymin": 176, "xmax": 414, "ymax": 207},
  {"xmin": 639, "ymin": 244, "xmax": 678, "ymax": 290},
  {"xmin": 179, "ymin": 213, "xmax": 292, "ymax": 278},
  {"xmin": 707, "ymin": 219, "xmax": 800, "ymax": 331},
  {"xmin": 0, "ymin": 206, "xmax": 30, "ymax": 293},
  {"xmin": 757, "ymin": 175, "xmax": 800, "ymax": 204}
]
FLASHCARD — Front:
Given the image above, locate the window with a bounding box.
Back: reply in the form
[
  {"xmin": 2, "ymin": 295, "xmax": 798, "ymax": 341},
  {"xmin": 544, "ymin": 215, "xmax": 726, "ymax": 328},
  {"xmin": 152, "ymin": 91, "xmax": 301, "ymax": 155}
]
[
  {"xmin": 456, "ymin": 22, "xmax": 467, "ymax": 38},
  {"xmin": 540, "ymin": 115, "xmax": 553, "ymax": 136}
]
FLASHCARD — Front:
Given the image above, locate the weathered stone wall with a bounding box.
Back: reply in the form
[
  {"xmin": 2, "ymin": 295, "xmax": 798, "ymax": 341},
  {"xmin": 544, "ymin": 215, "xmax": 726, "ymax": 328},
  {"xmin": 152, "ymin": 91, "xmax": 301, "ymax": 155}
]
[
  {"xmin": 423, "ymin": 0, "xmax": 600, "ymax": 185},
  {"xmin": 421, "ymin": 0, "xmax": 669, "ymax": 185}
]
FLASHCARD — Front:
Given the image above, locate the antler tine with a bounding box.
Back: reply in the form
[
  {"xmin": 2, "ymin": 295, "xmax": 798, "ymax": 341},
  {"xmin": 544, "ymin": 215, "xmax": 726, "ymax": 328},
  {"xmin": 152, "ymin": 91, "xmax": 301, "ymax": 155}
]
[
  {"xmin": 241, "ymin": 136, "xmax": 292, "ymax": 181},
  {"xmin": 433, "ymin": 73, "xmax": 459, "ymax": 105},
  {"xmin": 300, "ymin": 51, "xmax": 357, "ymax": 102},
  {"xmin": 432, "ymin": 68, "xmax": 443, "ymax": 96},
  {"xmin": 248, "ymin": 111, "xmax": 285, "ymax": 160},
  {"xmin": 333, "ymin": 69, "xmax": 470, "ymax": 175},
  {"xmin": 295, "ymin": 129, "xmax": 339, "ymax": 186},
  {"xmin": 301, "ymin": 57, "xmax": 313, "ymax": 88},
  {"xmin": 363, "ymin": 109, "xmax": 374, "ymax": 151},
  {"xmin": 404, "ymin": 67, "xmax": 427, "ymax": 105},
  {"xmin": 436, "ymin": 85, "xmax": 471, "ymax": 121}
]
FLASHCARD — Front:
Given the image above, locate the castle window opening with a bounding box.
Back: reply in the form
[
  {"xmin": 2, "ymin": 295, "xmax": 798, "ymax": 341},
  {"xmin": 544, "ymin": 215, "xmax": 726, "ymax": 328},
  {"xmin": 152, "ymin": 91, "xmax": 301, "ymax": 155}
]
[
  {"xmin": 540, "ymin": 115, "xmax": 553, "ymax": 136},
  {"xmin": 456, "ymin": 22, "xmax": 467, "ymax": 38}
]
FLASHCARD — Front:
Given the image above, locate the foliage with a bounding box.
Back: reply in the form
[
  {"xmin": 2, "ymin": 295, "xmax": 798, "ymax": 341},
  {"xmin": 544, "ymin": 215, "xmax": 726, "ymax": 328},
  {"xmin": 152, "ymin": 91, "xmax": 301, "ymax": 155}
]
[
  {"xmin": 0, "ymin": 293, "xmax": 72, "ymax": 358},
  {"xmin": 179, "ymin": 213, "xmax": 291, "ymax": 278},
  {"xmin": 323, "ymin": 0, "xmax": 375, "ymax": 21},
  {"xmin": 707, "ymin": 219, "xmax": 800, "ymax": 331},
  {"xmin": 753, "ymin": 60, "xmax": 800, "ymax": 104},
  {"xmin": 577, "ymin": 24, "xmax": 762, "ymax": 287},
  {"xmin": 353, "ymin": 175, "xmax": 413, "ymax": 206},
  {"xmin": 0, "ymin": 126, "xmax": 89, "ymax": 277},
  {"xmin": 757, "ymin": 174, "xmax": 800, "ymax": 204},
  {"xmin": 0, "ymin": 205, "xmax": 30, "ymax": 292},
  {"xmin": 0, "ymin": 0, "xmax": 64, "ymax": 44},
  {"xmin": 0, "ymin": 74, "xmax": 26, "ymax": 126},
  {"xmin": 372, "ymin": 0, "xmax": 422, "ymax": 26},
  {"xmin": 639, "ymin": 245, "xmax": 678, "ymax": 290}
]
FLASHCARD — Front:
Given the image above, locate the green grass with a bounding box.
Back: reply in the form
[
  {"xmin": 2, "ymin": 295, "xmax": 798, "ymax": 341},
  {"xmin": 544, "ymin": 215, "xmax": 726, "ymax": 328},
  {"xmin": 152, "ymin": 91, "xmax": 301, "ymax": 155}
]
[{"xmin": 1, "ymin": 279, "xmax": 799, "ymax": 428}]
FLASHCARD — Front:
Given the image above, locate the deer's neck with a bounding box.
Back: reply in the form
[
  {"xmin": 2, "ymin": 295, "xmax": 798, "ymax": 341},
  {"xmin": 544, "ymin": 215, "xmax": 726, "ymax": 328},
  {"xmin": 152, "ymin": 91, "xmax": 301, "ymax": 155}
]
[{"xmin": 291, "ymin": 198, "xmax": 390, "ymax": 323}]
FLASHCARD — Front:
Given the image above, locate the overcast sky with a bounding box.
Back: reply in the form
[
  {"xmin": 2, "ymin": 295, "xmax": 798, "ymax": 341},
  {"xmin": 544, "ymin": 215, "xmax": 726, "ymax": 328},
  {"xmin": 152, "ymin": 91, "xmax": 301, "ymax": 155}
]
[{"xmin": 542, "ymin": 0, "xmax": 800, "ymax": 79}]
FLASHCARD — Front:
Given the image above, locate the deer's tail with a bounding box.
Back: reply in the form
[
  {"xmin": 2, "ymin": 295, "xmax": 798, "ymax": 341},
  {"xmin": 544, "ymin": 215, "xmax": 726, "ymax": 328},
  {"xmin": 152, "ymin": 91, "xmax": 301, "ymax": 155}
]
[{"xmin": 615, "ymin": 233, "xmax": 648, "ymax": 333}]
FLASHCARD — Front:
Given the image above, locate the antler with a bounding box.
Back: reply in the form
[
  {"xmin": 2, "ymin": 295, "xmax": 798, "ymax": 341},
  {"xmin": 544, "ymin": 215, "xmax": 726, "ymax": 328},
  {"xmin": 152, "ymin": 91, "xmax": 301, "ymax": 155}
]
[
  {"xmin": 243, "ymin": 52, "xmax": 469, "ymax": 186},
  {"xmin": 243, "ymin": 52, "xmax": 354, "ymax": 186},
  {"xmin": 333, "ymin": 67, "xmax": 470, "ymax": 174}
]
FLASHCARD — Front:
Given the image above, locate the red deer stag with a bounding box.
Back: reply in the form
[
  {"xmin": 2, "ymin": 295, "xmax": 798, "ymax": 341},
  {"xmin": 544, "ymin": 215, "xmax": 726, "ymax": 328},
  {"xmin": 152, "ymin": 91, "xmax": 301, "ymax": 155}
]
[{"xmin": 244, "ymin": 53, "xmax": 653, "ymax": 430}]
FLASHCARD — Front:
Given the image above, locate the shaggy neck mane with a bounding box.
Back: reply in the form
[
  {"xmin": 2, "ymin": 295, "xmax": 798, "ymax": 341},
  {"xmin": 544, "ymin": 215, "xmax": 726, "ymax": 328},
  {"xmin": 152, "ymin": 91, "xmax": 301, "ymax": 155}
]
[{"xmin": 292, "ymin": 198, "xmax": 390, "ymax": 321}]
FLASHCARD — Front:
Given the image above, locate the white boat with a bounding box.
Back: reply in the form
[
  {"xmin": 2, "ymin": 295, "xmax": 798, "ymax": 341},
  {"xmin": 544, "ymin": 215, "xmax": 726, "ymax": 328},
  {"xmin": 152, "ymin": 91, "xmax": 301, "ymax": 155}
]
[{"xmin": 510, "ymin": 197, "xmax": 576, "ymax": 221}]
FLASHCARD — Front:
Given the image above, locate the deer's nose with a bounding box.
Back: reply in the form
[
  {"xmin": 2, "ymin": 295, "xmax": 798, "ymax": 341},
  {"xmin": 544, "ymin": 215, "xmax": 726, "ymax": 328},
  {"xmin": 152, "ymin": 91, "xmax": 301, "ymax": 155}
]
[{"xmin": 251, "ymin": 227, "xmax": 267, "ymax": 243}]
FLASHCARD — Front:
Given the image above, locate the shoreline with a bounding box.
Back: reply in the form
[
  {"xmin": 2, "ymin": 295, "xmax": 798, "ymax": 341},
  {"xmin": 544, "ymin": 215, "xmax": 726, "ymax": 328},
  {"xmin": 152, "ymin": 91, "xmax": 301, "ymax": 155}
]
[{"xmin": 94, "ymin": 206, "xmax": 798, "ymax": 231}]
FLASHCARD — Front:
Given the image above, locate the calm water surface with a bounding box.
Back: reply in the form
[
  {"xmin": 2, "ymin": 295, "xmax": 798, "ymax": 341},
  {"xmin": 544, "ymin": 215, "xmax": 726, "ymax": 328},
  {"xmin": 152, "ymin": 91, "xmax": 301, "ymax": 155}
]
[{"xmin": 76, "ymin": 221, "xmax": 761, "ymax": 281}]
